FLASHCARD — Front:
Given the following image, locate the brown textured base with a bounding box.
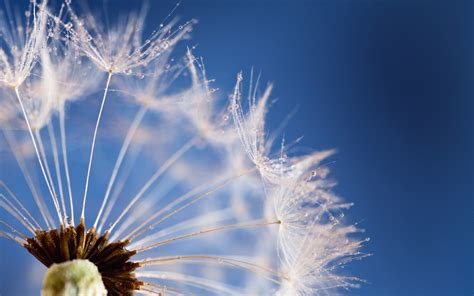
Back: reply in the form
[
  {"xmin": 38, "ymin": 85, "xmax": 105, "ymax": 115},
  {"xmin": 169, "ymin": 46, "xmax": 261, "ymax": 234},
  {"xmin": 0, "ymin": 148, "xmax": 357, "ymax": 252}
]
[{"xmin": 24, "ymin": 219, "xmax": 143, "ymax": 295}]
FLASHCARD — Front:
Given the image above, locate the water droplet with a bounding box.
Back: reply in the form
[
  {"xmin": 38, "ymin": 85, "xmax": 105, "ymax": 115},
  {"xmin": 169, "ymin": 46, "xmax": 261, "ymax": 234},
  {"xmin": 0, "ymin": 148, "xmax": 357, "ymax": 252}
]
[{"xmin": 64, "ymin": 22, "xmax": 73, "ymax": 31}]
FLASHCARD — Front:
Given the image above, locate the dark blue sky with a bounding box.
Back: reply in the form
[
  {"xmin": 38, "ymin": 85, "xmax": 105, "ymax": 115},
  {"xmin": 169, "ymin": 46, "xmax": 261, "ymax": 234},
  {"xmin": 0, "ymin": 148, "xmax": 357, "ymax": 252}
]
[{"xmin": 1, "ymin": 0, "xmax": 473, "ymax": 295}]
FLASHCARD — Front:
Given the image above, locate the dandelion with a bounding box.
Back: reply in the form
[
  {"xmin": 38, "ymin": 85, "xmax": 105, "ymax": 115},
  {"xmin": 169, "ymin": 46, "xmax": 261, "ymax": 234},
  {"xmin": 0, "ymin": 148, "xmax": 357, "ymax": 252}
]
[{"xmin": 0, "ymin": 1, "xmax": 366, "ymax": 295}]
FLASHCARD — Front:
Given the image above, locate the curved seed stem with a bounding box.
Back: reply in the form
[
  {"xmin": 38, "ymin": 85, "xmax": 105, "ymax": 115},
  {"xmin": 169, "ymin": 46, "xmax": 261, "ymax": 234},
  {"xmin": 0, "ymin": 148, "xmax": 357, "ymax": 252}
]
[{"xmin": 81, "ymin": 71, "xmax": 113, "ymax": 220}]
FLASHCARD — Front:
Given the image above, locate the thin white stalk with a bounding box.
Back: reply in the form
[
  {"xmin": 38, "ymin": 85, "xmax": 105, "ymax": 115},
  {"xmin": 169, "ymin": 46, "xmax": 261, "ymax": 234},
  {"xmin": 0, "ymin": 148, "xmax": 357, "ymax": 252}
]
[
  {"xmin": 137, "ymin": 271, "xmax": 242, "ymax": 296},
  {"xmin": 0, "ymin": 180, "xmax": 41, "ymax": 229},
  {"xmin": 0, "ymin": 195, "xmax": 36, "ymax": 234},
  {"xmin": 125, "ymin": 168, "xmax": 256, "ymax": 242},
  {"xmin": 81, "ymin": 71, "xmax": 113, "ymax": 220},
  {"xmin": 123, "ymin": 173, "xmax": 236, "ymax": 241},
  {"xmin": 14, "ymin": 87, "xmax": 63, "ymax": 224},
  {"xmin": 135, "ymin": 220, "xmax": 281, "ymax": 253},
  {"xmin": 137, "ymin": 255, "xmax": 282, "ymax": 284},
  {"xmin": 0, "ymin": 220, "xmax": 28, "ymax": 240},
  {"xmin": 107, "ymin": 137, "xmax": 196, "ymax": 234},
  {"xmin": 93, "ymin": 106, "xmax": 147, "ymax": 229},
  {"xmin": 34, "ymin": 129, "xmax": 63, "ymax": 221},
  {"xmin": 138, "ymin": 282, "xmax": 183, "ymax": 296},
  {"xmin": 2, "ymin": 130, "xmax": 54, "ymax": 229},
  {"xmin": 97, "ymin": 144, "xmax": 143, "ymax": 233},
  {"xmin": 129, "ymin": 207, "xmax": 233, "ymax": 249},
  {"xmin": 112, "ymin": 179, "xmax": 178, "ymax": 242},
  {"xmin": 59, "ymin": 109, "xmax": 75, "ymax": 226},
  {"xmin": 47, "ymin": 120, "xmax": 68, "ymax": 224},
  {"xmin": 0, "ymin": 230, "xmax": 26, "ymax": 246}
]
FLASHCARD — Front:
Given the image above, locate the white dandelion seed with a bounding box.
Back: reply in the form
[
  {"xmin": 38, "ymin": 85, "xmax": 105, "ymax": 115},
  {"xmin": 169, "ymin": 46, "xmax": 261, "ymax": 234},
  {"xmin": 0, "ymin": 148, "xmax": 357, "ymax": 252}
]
[
  {"xmin": 63, "ymin": 1, "xmax": 194, "ymax": 76},
  {"xmin": 0, "ymin": 0, "xmax": 48, "ymax": 88}
]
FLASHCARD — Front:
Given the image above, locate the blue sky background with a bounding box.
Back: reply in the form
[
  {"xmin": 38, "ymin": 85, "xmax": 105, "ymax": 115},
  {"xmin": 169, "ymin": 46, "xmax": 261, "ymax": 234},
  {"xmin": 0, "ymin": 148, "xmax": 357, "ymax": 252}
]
[{"xmin": 1, "ymin": 0, "xmax": 473, "ymax": 295}]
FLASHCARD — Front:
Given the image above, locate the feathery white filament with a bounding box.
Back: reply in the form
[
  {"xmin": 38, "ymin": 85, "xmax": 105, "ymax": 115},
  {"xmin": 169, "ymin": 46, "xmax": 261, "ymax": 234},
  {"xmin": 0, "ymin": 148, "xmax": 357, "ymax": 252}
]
[
  {"xmin": 14, "ymin": 88, "xmax": 63, "ymax": 224},
  {"xmin": 81, "ymin": 71, "xmax": 113, "ymax": 220},
  {"xmin": 59, "ymin": 110, "xmax": 75, "ymax": 226},
  {"xmin": 93, "ymin": 106, "xmax": 148, "ymax": 229}
]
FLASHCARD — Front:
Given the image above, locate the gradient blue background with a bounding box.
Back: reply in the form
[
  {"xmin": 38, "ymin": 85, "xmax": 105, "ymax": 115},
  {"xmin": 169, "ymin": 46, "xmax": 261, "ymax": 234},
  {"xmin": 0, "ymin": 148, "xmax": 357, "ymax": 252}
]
[{"xmin": 1, "ymin": 0, "xmax": 474, "ymax": 295}]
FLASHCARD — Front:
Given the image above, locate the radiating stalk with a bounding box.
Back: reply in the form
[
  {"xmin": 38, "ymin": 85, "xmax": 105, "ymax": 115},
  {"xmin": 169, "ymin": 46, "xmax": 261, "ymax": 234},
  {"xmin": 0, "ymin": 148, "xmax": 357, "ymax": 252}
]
[
  {"xmin": 81, "ymin": 72, "xmax": 113, "ymax": 220},
  {"xmin": 93, "ymin": 106, "xmax": 147, "ymax": 229},
  {"xmin": 14, "ymin": 87, "xmax": 63, "ymax": 224},
  {"xmin": 47, "ymin": 120, "xmax": 68, "ymax": 224},
  {"xmin": 107, "ymin": 137, "xmax": 195, "ymax": 234},
  {"xmin": 35, "ymin": 130, "xmax": 63, "ymax": 222},
  {"xmin": 0, "ymin": 180, "xmax": 41, "ymax": 230},
  {"xmin": 125, "ymin": 168, "xmax": 256, "ymax": 242},
  {"xmin": 138, "ymin": 255, "xmax": 283, "ymax": 284},
  {"xmin": 2, "ymin": 130, "xmax": 54, "ymax": 229},
  {"xmin": 59, "ymin": 109, "xmax": 75, "ymax": 226},
  {"xmin": 135, "ymin": 220, "xmax": 281, "ymax": 252}
]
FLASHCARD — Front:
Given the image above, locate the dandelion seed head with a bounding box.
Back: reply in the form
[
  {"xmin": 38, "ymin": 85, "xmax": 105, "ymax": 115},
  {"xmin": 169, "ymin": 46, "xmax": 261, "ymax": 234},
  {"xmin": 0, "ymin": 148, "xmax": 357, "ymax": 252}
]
[{"xmin": 0, "ymin": 1, "xmax": 366, "ymax": 295}]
